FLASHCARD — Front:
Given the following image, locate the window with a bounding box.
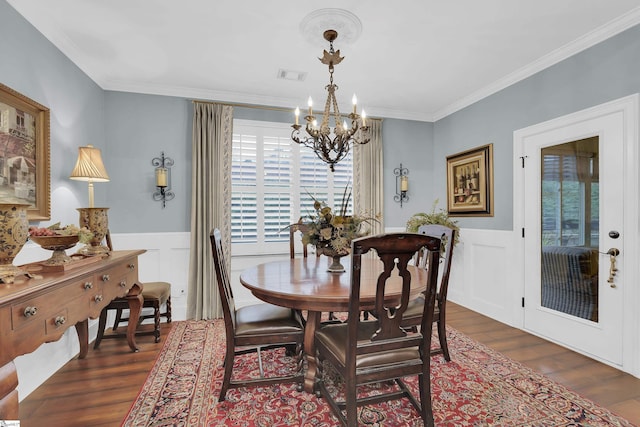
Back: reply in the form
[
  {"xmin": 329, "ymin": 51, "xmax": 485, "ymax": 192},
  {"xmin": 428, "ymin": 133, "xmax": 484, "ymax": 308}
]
[{"xmin": 232, "ymin": 119, "xmax": 353, "ymax": 255}]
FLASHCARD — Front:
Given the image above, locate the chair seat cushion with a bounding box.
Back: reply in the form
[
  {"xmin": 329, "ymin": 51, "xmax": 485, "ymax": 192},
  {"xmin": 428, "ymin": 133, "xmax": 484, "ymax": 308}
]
[
  {"xmin": 141, "ymin": 281, "xmax": 171, "ymax": 303},
  {"xmin": 235, "ymin": 304, "xmax": 303, "ymax": 336},
  {"xmin": 316, "ymin": 321, "xmax": 420, "ymax": 369}
]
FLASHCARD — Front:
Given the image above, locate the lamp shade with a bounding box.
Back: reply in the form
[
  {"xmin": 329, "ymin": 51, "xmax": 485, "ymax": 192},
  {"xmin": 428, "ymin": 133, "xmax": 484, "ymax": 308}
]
[{"xmin": 69, "ymin": 145, "xmax": 110, "ymax": 182}]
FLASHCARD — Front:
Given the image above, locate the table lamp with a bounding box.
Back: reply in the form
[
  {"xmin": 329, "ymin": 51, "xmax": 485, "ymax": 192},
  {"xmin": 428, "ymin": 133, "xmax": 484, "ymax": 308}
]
[{"xmin": 70, "ymin": 145, "xmax": 111, "ymax": 255}]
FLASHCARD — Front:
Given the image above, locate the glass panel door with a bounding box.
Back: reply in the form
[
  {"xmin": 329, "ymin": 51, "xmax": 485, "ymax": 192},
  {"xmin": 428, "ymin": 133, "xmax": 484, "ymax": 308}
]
[{"xmin": 540, "ymin": 137, "xmax": 599, "ymax": 322}]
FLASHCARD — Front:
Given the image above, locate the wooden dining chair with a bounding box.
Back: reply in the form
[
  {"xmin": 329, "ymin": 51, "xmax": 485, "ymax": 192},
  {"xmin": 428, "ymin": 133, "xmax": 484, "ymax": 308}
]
[
  {"xmin": 94, "ymin": 231, "xmax": 171, "ymax": 348},
  {"xmin": 402, "ymin": 224, "xmax": 456, "ymax": 361},
  {"xmin": 314, "ymin": 232, "xmax": 442, "ymax": 426},
  {"xmin": 289, "ymin": 221, "xmax": 310, "ymax": 259},
  {"xmin": 210, "ymin": 228, "xmax": 305, "ymax": 401}
]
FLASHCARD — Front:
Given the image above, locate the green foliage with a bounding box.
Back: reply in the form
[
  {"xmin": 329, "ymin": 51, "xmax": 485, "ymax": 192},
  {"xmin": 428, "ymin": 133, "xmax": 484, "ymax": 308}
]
[{"xmin": 405, "ymin": 200, "xmax": 460, "ymax": 246}]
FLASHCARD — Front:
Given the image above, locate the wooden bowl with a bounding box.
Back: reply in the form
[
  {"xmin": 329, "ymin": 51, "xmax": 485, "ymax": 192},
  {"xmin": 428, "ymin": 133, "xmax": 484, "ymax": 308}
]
[{"xmin": 30, "ymin": 234, "xmax": 79, "ymax": 251}]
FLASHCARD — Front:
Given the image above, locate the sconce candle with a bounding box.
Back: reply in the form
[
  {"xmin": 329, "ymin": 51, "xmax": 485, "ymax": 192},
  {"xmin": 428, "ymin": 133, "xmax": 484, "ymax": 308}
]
[
  {"xmin": 401, "ymin": 175, "xmax": 409, "ymax": 192},
  {"xmin": 152, "ymin": 152, "xmax": 175, "ymax": 208},
  {"xmin": 156, "ymin": 168, "xmax": 168, "ymax": 188},
  {"xmin": 394, "ymin": 163, "xmax": 410, "ymax": 207}
]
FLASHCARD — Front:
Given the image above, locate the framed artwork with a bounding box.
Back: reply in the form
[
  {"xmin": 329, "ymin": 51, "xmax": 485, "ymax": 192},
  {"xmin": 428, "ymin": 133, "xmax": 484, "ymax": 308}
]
[
  {"xmin": 446, "ymin": 143, "xmax": 493, "ymax": 216},
  {"xmin": 0, "ymin": 83, "xmax": 50, "ymax": 220}
]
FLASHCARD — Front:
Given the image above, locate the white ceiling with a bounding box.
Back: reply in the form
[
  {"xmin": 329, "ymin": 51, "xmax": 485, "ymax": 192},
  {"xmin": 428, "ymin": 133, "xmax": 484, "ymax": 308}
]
[{"xmin": 7, "ymin": 0, "xmax": 640, "ymax": 121}]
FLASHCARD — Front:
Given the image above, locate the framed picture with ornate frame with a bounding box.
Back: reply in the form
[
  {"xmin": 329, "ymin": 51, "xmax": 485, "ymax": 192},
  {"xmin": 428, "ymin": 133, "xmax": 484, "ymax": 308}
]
[
  {"xmin": 0, "ymin": 83, "xmax": 50, "ymax": 220},
  {"xmin": 446, "ymin": 143, "xmax": 493, "ymax": 217}
]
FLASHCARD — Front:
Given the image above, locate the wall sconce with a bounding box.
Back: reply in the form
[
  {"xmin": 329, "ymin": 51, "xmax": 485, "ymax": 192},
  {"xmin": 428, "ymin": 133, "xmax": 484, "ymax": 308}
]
[
  {"xmin": 152, "ymin": 152, "xmax": 175, "ymax": 208},
  {"xmin": 394, "ymin": 163, "xmax": 409, "ymax": 207}
]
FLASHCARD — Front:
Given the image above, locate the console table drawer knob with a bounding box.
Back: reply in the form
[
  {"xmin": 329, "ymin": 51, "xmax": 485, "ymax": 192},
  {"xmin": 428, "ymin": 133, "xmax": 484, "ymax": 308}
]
[
  {"xmin": 119, "ymin": 280, "xmax": 127, "ymax": 288},
  {"xmin": 24, "ymin": 306, "xmax": 38, "ymax": 317},
  {"xmin": 54, "ymin": 316, "xmax": 66, "ymax": 326},
  {"xmin": 102, "ymin": 274, "xmax": 110, "ymax": 282},
  {"xmin": 83, "ymin": 282, "xmax": 93, "ymax": 290},
  {"xmin": 94, "ymin": 295, "xmax": 103, "ymax": 303},
  {"xmin": 128, "ymin": 263, "xmax": 135, "ymax": 270}
]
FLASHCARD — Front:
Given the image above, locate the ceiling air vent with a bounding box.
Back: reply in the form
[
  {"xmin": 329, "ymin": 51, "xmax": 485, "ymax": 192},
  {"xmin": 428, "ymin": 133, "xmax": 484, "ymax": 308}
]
[{"xmin": 277, "ymin": 69, "xmax": 307, "ymax": 82}]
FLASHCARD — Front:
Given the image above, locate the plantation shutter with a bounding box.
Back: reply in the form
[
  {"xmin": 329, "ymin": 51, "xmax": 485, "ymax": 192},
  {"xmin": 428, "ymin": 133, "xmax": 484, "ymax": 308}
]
[{"xmin": 232, "ymin": 119, "xmax": 353, "ymax": 255}]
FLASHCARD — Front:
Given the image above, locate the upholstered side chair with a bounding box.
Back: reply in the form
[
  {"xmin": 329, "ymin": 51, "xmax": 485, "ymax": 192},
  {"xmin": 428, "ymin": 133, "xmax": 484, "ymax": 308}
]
[
  {"xmin": 210, "ymin": 228, "xmax": 304, "ymax": 401},
  {"xmin": 314, "ymin": 232, "xmax": 442, "ymax": 426},
  {"xmin": 402, "ymin": 224, "xmax": 456, "ymax": 361}
]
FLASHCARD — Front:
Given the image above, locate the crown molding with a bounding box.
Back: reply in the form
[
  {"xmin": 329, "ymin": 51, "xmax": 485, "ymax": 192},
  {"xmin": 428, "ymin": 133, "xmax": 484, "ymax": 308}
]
[{"xmin": 432, "ymin": 6, "xmax": 640, "ymax": 121}]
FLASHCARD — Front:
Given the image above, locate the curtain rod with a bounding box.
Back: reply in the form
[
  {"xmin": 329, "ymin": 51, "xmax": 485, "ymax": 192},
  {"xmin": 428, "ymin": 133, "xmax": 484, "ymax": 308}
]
[
  {"xmin": 190, "ymin": 99, "xmax": 291, "ymax": 112},
  {"xmin": 190, "ymin": 99, "xmax": 383, "ymax": 121}
]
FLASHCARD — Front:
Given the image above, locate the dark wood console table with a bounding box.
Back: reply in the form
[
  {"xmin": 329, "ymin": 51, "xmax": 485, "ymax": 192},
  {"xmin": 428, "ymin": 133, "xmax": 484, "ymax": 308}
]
[{"xmin": 0, "ymin": 249, "xmax": 146, "ymax": 419}]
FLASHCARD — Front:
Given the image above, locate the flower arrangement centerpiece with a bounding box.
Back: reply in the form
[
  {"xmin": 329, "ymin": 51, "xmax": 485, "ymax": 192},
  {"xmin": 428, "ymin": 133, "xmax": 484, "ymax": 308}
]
[{"xmin": 298, "ymin": 186, "xmax": 378, "ymax": 273}]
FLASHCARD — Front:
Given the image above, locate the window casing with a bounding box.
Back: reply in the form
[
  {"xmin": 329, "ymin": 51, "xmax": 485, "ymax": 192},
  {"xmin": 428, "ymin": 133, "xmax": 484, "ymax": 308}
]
[{"xmin": 232, "ymin": 119, "xmax": 353, "ymax": 256}]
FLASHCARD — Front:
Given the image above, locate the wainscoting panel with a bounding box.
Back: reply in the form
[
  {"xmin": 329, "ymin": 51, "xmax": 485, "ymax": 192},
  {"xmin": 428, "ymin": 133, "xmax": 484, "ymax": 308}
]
[
  {"xmin": 446, "ymin": 228, "xmax": 520, "ymax": 327},
  {"xmin": 112, "ymin": 231, "xmax": 191, "ymax": 320}
]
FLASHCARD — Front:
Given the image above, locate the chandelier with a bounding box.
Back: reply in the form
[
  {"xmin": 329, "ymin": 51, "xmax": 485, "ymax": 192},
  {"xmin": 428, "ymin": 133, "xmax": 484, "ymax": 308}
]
[{"xmin": 291, "ymin": 29, "xmax": 370, "ymax": 172}]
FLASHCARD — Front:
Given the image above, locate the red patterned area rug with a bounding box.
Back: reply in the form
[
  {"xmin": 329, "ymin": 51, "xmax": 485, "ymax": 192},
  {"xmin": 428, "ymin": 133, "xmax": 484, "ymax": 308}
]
[{"xmin": 122, "ymin": 320, "xmax": 634, "ymax": 426}]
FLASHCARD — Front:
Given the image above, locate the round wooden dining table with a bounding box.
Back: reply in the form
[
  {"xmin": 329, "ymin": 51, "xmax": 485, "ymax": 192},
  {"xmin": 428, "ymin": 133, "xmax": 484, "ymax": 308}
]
[{"xmin": 239, "ymin": 255, "xmax": 427, "ymax": 393}]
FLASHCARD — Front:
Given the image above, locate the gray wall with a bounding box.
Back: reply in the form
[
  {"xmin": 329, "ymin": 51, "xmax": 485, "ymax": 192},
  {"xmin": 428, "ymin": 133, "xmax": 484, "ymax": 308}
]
[
  {"xmin": 382, "ymin": 118, "xmax": 434, "ymax": 227},
  {"xmin": 433, "ymin": 23, "xmax": 640, "ymax": 230},
  {"xmin": 0, "ymin": 0, "xmax": 106, "ymax": 228},
  {"xmin": 104, "ymin": 92, "xmax": 191, "ymax": 232}
]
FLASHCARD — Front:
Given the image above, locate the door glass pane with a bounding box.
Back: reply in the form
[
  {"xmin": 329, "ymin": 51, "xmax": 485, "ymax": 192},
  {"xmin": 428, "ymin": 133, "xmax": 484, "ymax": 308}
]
[{"xmin": 540, "ymin": 137, "xmax": 599, "ymax": 322}]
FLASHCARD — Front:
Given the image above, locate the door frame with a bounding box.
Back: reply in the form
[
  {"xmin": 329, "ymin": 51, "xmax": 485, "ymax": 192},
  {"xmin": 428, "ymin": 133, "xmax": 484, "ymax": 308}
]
[{"xmin": 513, "ymin": 94, "xmax": 640, "ymax": 377}]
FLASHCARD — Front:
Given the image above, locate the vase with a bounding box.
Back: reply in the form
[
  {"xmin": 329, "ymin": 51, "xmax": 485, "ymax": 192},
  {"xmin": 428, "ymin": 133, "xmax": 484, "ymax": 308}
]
[
  {"xmin": 318, "ymin": 247, "xmax": 348, "ymax": 273},
  {"xmin": 0, "ymin": 203, "xmax": 30, "ymax": 283},
  {"xmin": 327, "ymin": 255, "xmax": 347, "ymax": 273},
  {"xmin": 77, "ymin": 207, "xmax": 110, "ymax": 255}
]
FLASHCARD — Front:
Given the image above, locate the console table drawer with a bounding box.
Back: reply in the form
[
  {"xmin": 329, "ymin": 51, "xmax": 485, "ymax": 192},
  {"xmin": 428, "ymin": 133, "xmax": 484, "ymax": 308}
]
[
  {"xmin": 99, "ymin": 259, "xmax": 138, "ymax": 284},
  {"xmin": 99, "ymin": 271, "xmax": 138, "ymax": 303},
  {"xmin": 44, "ymin": 307, "xmax": 70, "ymax": 336},
  {"xmin": 11, "ymin": 277, "xmax": 99, "ymax": 331}
]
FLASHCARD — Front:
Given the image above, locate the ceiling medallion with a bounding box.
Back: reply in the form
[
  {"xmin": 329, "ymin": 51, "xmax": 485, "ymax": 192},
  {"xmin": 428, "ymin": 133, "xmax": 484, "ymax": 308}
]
[{"xmin": 299, "ymin": 8, "xmax": 363, "ymax": 46}]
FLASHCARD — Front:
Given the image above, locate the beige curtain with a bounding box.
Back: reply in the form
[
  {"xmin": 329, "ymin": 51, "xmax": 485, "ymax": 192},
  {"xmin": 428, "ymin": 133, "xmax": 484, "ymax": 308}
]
[
  {"xmin": 187, "ymin": 102, "xmax": 233, "ymax": 320},
  {"xmin": 353, "ymin": 118, "xmax": 384, "ymax": 235}
]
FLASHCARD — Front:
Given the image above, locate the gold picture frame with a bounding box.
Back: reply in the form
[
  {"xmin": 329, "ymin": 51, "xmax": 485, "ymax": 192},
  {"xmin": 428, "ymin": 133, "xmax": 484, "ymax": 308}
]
[
  {"xmin": 0, "ymin": 83, "xmax": 50, "ymax": 221},
  {"xmin": 446, "ymin": 143, "xmax": 493, "ymax": 216}
]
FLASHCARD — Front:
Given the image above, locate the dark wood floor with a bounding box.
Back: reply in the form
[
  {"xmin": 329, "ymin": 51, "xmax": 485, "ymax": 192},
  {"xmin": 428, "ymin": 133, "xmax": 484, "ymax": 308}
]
[{"xmin": 19, "ymin": 303, "xmax": 640, "ymax": 426}]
